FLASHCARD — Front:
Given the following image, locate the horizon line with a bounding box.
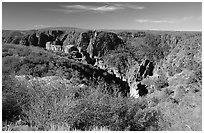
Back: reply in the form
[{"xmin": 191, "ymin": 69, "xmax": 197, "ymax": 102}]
[{"xmin": 2, "ymin": 26, "xmax": 202, "ymax": 32}]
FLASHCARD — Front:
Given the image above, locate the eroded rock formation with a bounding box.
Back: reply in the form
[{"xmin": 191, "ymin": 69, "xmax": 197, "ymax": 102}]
[
  {"xmin": 28, "ymin": 33, "xmax": 38, "ymax": 46},
  {"xmin": 128, "ymin": 59, "xmax": 155, "ymax": 98},
  {"xmin": 4, "ymin": 29, "xmax": 200, "ymax": 100}
]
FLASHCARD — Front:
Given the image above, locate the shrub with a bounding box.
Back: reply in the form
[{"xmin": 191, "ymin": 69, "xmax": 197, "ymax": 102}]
[
  {"xmin": 2, "ymin": 56, "xmax": 22, "ymax": 75},
  {"xmin": 155, "ymin": 78, "xmax": 169, "ymax": 90},
  {"xmin": 2, "ymin": 92, "xmax": 22, "ymax": 122},
  {"xmin": 2, "ymin": 73, "xmax": 164, "ymax": 131}
]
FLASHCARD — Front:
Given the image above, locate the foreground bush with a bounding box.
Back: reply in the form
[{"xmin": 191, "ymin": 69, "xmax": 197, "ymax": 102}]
[{"xmin": 2, "ymin": 75, "xmax": 163, "ymax": 131}]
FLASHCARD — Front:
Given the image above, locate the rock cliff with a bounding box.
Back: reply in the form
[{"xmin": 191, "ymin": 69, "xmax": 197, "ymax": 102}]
[{"xmin": 2, "ymin": 28, "xmax": 202, "ymax": 99}]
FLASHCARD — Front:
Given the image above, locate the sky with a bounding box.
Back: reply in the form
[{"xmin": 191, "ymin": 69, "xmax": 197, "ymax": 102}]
[{"xmin": 2, "ymin": 2, "xmax": 202, "ymax": 31}]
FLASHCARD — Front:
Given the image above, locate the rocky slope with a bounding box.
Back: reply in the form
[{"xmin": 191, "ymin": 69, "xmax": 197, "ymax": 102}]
[
  {"xmin": 2, "ymin": 27, "xmax": 202, "ymax": 131},
  {"xmin": 2, "ymin": 29, "xmax": 124, "ymax": 58},
  {"xmin": 2, "ymin": 28, "xmax": 202, "ymax": 99}
]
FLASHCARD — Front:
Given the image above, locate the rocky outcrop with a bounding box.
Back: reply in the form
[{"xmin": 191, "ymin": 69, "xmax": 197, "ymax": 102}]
[
  {"xmin": 45, "ymin": 41, "xmax": 52, "ymax": 50},
  {"xmin": 127, "ymin": 59, "xmax": 155, "ymax": 98},
  {"xmin": 14, "ymin": 57, "xmax": 130, "ymax": 97},
  {"xmin": 93, "ymin": 31, "xmax": 124, "ymax": 57},
  {"xmin": 38, "ymin": 33, "xmax": 50, "ymax": 48},
  {"xmin": 63, "ymin": 45, "xmax": 75, "ymax": 53},
  {"xmin": 20, "ymin": 36, "xmax": 29, "ymax": 46},
  {"xmin": 86, "ymin": 32, "xmax": 96, "ymax": 58},
  {"xmin": 77, "ymin": 32, "xmax": 91, "ymax": 50},
  {"xmin": 2, "ymin": 30, "xmax": 25, "ymax": 44},
  {"xmin": 136, "ymin": 59, "xmax": 154, "ymax": 81},
  {"xmin": 63, "ymin": 31, "xmax": 80, "ymax": 46},
  {"xmin": 53, "ymin": 37, "xmax": 63, "ymax": 46},
  {"xmin": 74, "ymin": 31, "xmax": 124, "ymax": 58},
  {"xmin": 46, "ymin": 41, "xmax": 62, "ymax": 52},
  {"xmin": 28, "ymin": 33, "xmax": 38, "ymax": 46},
  {"xmin": 102, "ymin": 57, "xmax": 154, "ymax": 98},
  {"xmin": 92, "ymin": 56, "xmax": 154, "ymax": 98},
  {"xmin": 2, "ymin": 29, "xmax": 124, "ymax": 62}
]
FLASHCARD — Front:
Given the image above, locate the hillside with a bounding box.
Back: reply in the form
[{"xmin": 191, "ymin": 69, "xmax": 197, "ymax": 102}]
[{"xmin": 2, "ymin": 28, "xmax": 202, "ymax": 131}]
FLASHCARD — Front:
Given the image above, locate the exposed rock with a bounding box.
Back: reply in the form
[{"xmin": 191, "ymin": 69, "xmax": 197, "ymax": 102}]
[
  {"xmin": 11, "ymin": 36, "xmax": 22, "ymax": 44},
  {"xmin": 74, "ymin": 31, "xmax": 124, "ymax": 58},
  {"xmin": 93, "ymin": 31, "xmax": 124, "ymax": 57},
  {"xmin": 28, "ymin": 33, "xmax": 38, "ymax": 46},
  {"xmin": 38, "ymin": 33, "xmax": 49, "ymax": 48},
  {"xmin": 137, "ymin": 82, "xmax": 148, "ymax": 96},
  {"xmin": 77, "ymin": 32, "xmax": 91, "ymax": 50},
  {"xmin": 72, "ymin": 52, "xmax": 83, "ymax": 59},
  {"xmin": 46, "ymin": 41, "xmax": 62, "ymax": 52},
  {"xmin": 168, "ymin": 69, "xmax": 193, "ymax": 86},
  {"xmin": 81, "ymin": 50, "xmax": 96, "ymax": 65},
  {"xmin": 63, "ymin": 31, "xmax": 80, "ymax": 46},
  {"xmin": 129, "ymin": 82, "xmax": 139, "ymax": 98},
  {"xmin": 3, "ymin": 29, "xmax": 201, "ymax": 100},
  {"xmin": 20, "ymin": 36, "xmax": 29, "ymax": 46},
  {"xmin": 69, "ymin": 46, "xmax": 79, "ymax": 53},
  {"xmin": 45, "ymin": 41, "xmax": 52, "ymax": 50},
  {"xmin": 2, "ymin": 29, "xmax": 124, "ymax": 64},
  {"xmin": 127, "ymin": 59, "xmax": 155, "ymax": 98},
  {"xmin": 2, "ymin": 30, "xmax": 24, "ymax": 44},
  {"xmin": 133, "ymin": 31, "xmax": 146, "ymax": 38},
  {"xmin": 87, "ymin": 31, "xmax": 97, "ymax": 58},
  {"xmin": 136, "ymin": 59, "xmax": 154, "ymax": 81},
  {"xmin": 63, "ymin": 45, "xmax": 75, "ymax": 53},
  {"xmin": 48, "ymin": 30, "xmax": 64, "ymax": 39},
  {"xmin": 53, "ymin": 37, "xmax": 63, "ymax": 46}
]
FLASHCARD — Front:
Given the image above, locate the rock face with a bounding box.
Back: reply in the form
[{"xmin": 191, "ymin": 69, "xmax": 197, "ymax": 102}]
[
  {"xmin": 75, "ymin": 31, "xmax": 124, "ymax": 58},
  {"xmin": 2, "ymin": 29, "xmax": 124, "ymax": 61},
  {"xmin": 93, "ymin": 31, "xmax": 124, "ymax": 57},
  {"xmin": 20, "ymin": 36, "xmax": 29, "ymax": 46},
  {"xmin": 38, "ymin": 33, "xmax": 50, "ymax": 48},
  {"xmin": 136, "ymin": 59, "xmax": 154, "ymax": 81},
  {"xmin": 28, "ymin": 33, "xmax": 38, "ymax": 46},
  {"xmin": 92, "ymin": 56, "xmax": 155, "ymax": 98},
  {"xmin": 3, "ymin": 28, "xmax": 202, "ymax": 100},
  {"xmin": 128, "ymin": 59, "xmax": 154, "ymax": 98},
  {"xmin": 2, "ymin": 30, "xmax": 25, "ymax": 44},
  {"xmin": 48, "ymin": 30, "xmax": 64, "ymax": 39},
  {"xmin": 63, "ymin": 31, "xmax": 80, "ymax": 46},
  {"xmin": 86, "ymin": 32, "xmax": 96, "ymax": 58},
  {"xmin": 77, "ymin": 32, "xmax": 91, "ymax": 50}
]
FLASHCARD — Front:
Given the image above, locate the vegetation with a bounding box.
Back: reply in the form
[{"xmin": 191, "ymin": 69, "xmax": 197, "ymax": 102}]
[{"xmin": 2, "ymin": 29, "xmax": 202, "ymax": 131}]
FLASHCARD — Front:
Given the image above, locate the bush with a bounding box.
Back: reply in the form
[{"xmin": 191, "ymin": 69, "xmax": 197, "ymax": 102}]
[
  {"xmin": 2, "ymin": 75, "xmax": 29, "ymax": 122},
  {"xmin": 2, "ymin": 92, "xmax": 22, "ymax": 122},
  {"xmin": 2, "ymin": 73, "xmax": 164, "ymax": 131}
]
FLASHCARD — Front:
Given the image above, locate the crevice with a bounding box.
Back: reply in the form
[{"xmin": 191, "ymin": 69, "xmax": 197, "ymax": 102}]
[
  {"xmin": 137, "ymin": 82, "xmax": 148, "ymax": 97},
  {"xmin": 134, "ymin": 59, "xmax": 155, "ymax": 97}
]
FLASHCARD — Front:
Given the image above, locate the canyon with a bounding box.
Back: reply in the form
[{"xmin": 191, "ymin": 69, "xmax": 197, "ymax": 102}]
[
  {"xmin": 2, "ymin": 28, "xmax": 201, "ymax": 98},
  {"xmin": 2, "ymin": 27, "xmax": 202, "ymax": 131}
]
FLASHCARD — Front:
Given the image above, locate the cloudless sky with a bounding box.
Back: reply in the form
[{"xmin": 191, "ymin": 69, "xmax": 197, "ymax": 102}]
[{"xmin": 2, "ymin": 2, "xmax": 202, "ymax": 31}]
